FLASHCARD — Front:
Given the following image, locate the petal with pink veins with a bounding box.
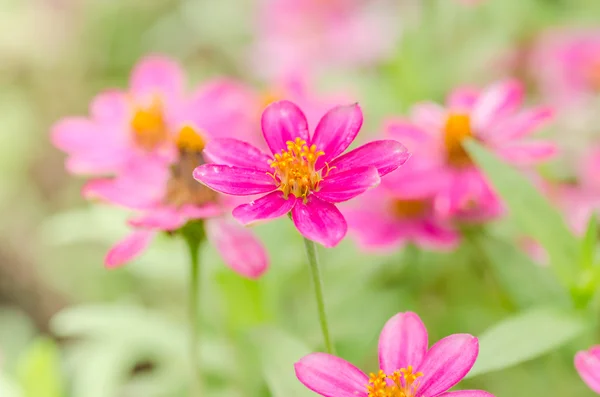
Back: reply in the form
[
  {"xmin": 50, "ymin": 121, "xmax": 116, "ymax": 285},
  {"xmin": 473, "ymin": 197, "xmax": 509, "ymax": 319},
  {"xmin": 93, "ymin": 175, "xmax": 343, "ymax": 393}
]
[
  {"xmin": 415, "ymin": 334, "xmax": 479, "ymax": 397},
  {"xmin": 105, "ymin": 230, "xmax": 156, "ymax": 269},
  {"xmin": 232, "ymin": 191, "xmax": 296, "ymax": 225},
  {"xmin": 205, "ymin": 218, "xmax": 269, "ymax": 279},
  {"xmin": 261, "ymin": 100, "xmax": 309, "ymax": 154},
  {"xmin": 438, "ymin": 391, "xmax": 496, "ymax": 397},
  {"xmin": 193, "ymin": 164, "xmax": 276, "ymax": 196},
  {"xmin": 378, "ymin": 312, "xmax": 429, "ymax": 375},
  {"xmin": 291, "ymin": 195, "xmax": 347, "ymax": 247},
  {"xmin": 327, "ymin": 140, "xmax": 410, "ymax": 177},
  {"xmin": 315, "ymin": 167, "xmax": 380, "ymax": 203},
  {"xmin": 203, "ymin": 138, "xmax": 272, "ymax": 172},
  {"xmin": 486, "ymin": 107, "xmax": 554, "ymax": 143},
  {"xmin": 311, "ymin": 103, "xmax": 363, "ymax": 167},
  {"xmin": 495, "ymin": 141, "xmax": 558, "ymax": 166},
  {"xmin": 295, "ymin": 353, "xmax": 369, "ymax": 397},
  {"xmin": 472, "ymin": 80, "xmax": 523, "ymax": 132},
  {"xmin": 129, "ymin": 55, "xmax": 184, "ymax": 99},
  {"xmin": 575, "ymin": 346, "xmax": 600, "ymax": 394}
]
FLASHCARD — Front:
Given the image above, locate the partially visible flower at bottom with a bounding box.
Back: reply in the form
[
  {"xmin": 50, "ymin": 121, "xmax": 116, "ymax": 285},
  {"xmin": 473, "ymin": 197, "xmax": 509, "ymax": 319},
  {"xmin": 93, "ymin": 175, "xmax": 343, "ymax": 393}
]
[
  {"xmin": 295, "ymin": 311, "xmax": 494, "ymax": 397},
  {"xmin": 575, "ymin": 345, "xmax": 600, "ymax": 394}
]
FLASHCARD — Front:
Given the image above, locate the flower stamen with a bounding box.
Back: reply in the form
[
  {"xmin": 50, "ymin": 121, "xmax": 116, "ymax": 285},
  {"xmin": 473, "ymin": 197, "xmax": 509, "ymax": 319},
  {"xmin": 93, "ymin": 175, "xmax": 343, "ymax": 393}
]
[
  {"xmin": 367, "ymin": 366, "xmax": 423, "ymax": 397},
  {"xmin": 131, "ymin": 97, "xmax": 169, "ymax": 151},
  {"xmin": 444, "ymin": 113, "xmax": 473, "ymax": 167},
  {"xmin": 268, "ymin": 137, "xmax": 325, "ymax": 199}
]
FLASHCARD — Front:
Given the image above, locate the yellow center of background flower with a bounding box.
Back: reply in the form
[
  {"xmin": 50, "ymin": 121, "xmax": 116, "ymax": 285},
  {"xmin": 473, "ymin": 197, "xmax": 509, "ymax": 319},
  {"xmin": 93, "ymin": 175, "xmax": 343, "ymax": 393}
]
[
  {"xmin": 131, "ymin": 98, "xmax": 169, "ymax": 151},
  {"xmin": 268, "ymin": 138, "xmax": 326, "ymax": 199},
  {"xmin": 392, "ymin": 199, "xmax": 428, "ymax": 219},
  {"xmin": 176, "ymin": 125, "xmax": 206, "ymax": 152},
  {"xmin": 586, "ymin": 60, "xmax": 600, "ymax": 91},
  {"xmin": 367, "ymin": 366, "xmax": 423, "ymax": 397},
  {"xmin": 444, "ymin": 113, "xmax": 473, "ymax": 167}
]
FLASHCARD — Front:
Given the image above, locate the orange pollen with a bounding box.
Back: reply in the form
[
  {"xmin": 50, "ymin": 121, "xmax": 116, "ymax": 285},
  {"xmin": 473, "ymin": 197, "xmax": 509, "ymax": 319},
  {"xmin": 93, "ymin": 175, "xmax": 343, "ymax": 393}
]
[
  {"xmin": 267, "ymin": 137, "xmax": 328, "ymax": 199},
  {"xmin": 586, "ymin": 61, "xmax": 600, "ymax": 91},
  {"xmin": 367, "ymin": 366, "xmax": 423, "ymax": 397},
  {"xmin": 392, "ymin": 199, "xmax": 428, "ymax": 219},
  {"xmin": 131, "ymin": 98, "xmax": 168, "ymax": 151},
  {"xmin": 176, "ymin": 125, "xmax": 206, "ymax": 152},
  {"xmin": 444, "ymin": 113, "xmax": 473, "ymax": 167}
]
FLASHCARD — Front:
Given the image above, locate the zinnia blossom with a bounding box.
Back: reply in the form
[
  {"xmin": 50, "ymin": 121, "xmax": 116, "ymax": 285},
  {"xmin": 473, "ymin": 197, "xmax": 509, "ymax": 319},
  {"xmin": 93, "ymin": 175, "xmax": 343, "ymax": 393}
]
[
  {"xmin": 345, "ymin": 120, "xmax": 459, "ymax": 251},
  {"xmin": 52, "ymin": 55, "xmax": 268, "ymax": 279},
  {"xmin": 295, "ymin": 311, "xmax": 494, "ymax": 397},
  {"xmin": 252, "ymin": 0, "xmax": 400, "ymax": 78},
  {"xmin": 193, "ymin": 100, "xmax": 409, "ymax": 248},
  {"xmin": 391, "ymin": 80, "xmax": 556, "ymax": 221},
  {"xmin": 575, "ymin": 345, "xmax": 600, "ymax": 394}
]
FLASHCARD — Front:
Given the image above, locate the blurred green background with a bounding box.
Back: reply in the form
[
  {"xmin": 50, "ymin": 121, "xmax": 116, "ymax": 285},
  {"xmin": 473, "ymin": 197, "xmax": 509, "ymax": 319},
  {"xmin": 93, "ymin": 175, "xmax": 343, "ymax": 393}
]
[{"xmin": 2, "ymin": 0, "xmax": 600, "ymax": 396}]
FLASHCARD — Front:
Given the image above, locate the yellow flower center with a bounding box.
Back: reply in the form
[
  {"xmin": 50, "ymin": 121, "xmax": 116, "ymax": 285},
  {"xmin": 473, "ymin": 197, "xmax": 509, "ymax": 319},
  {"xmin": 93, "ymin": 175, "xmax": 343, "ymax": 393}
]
[
  {"xmin": 444, "ymin": 113, "xmax": 473, "ymax": 167},
  {"xmin": 164, "ymin": 126, "xmax": 217, "ymax": 207},
  {"xmin": 392, "ymin": 199, "xmax": 428, "ymax": 219},
  {"xmin": 367, "ymin": 366, "xmax": 423, "ymax": 397},
  {"xmin": 586, "ymin": 60, "xmax": 600, "ymax": 92},
  {"xmin": 268, "ymin": 137, "xmax": 329, "ymax": 199},
  {"xmin": 261, "ymin": 89, "xmax": 283, "ymax": 109},
  {"xmin": 131, "ymin": 97, "xmax": 169, "ymax": 151}
]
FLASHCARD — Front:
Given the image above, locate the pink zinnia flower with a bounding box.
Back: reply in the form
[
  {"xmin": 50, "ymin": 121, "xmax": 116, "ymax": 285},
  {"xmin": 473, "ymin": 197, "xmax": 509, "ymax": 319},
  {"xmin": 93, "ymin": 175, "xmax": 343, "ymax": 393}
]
[
  {"xmin": 391, "ymin": 80, "xmax": 556, "ymax": 221},
  {"xmin": 345, "ymin": 121, "xmax": 460, "ymax": 252},
  {"xmin": 252, "ymin": 0, "xmax": 400, "ymax": 78},
  {"xmin": 193, "ymin": 100, "xmax": 409, "ymax": 247},
  {"xmin": 531, "ymin": 29, "xmax": 600, "ymax": 108},
  {"xmin": 295, "ymin": 311, "xmax": 494, "ymax": 397},
  {"xmin": 575, "ymin": 345, "xmax": 600, "ymax": 394},
  {"xmin": 52, "ymin": 56, "xmax": 268, "ymax": 279}
]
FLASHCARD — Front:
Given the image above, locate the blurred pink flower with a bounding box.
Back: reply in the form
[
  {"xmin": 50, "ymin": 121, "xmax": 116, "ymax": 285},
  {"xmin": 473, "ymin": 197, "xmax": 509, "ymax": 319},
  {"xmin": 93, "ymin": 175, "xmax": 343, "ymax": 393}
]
[
  {"xmin": 345, "ymin": 120, "xmax": 460, "ymax": 252},
  {"xmin": 394, "ymin": 80, "xmax": 556, "ymax": 221},
  {"xmin": 194, "ymin": 100, "xmax": 409, "ymax": 247},
  {"xmin": 531, "ymin": 29, "xmax": 600, "ymax": 107},
  {"xmin": 253, "ymin": 0, "xmax": 400, "ymax": 78},
  {"xmin": 575, "ymin": 345, "xmax": 600, "ymax": 394},
  {"xmin": 295, "ymin": 311, "xmax": 493, "ymax": 397},
  {"xmin": 52, "ymin": 56, "xmax": 268, "ymax": 279}
]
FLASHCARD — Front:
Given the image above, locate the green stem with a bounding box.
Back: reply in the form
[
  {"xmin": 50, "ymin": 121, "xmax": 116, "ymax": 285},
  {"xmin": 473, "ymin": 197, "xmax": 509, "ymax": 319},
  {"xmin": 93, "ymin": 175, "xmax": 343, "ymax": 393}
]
[
  {"xmin": 183, "ymin": 230, "xmax": 203, "ymax": 397},
  {"xmin": 302, "ymin": 237, "xmax": 335, "ymax": 354}
]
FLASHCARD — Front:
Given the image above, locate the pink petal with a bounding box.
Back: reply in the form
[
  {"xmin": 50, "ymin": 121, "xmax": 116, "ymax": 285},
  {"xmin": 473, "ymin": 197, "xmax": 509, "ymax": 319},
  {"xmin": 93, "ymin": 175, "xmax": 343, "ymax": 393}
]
[
  {"xmin": 261, "ymin": 100, "xmax": 309, "ymax": 154},
  {"xmin": 295, "ymin": 353, "xmax": 369, "ymax": 397},
  {"xmin": 410, "ymin": 102, "xmax": 446, "ymax": 132},
  {"xmin": 495, "ymin": 141, "xmax": 558, "ymax": 165},
  {"xmin": 232, "ymin": 191, "xmax": 296, "ymax": 225},
  {"xmin": 438, "ymin": 391, "xmax": 495, "ymax": 397},
  {"xmin": 311, "ymin": 104, "xmax": 363, "ymax": 167},
  {"xmin": 51, "ymin": 117, "xmax": 103, "ymax": 152},
  {"xmin": 128, "ymin": 207, "xmax": 187, "ymax": 231},
  {"xmin": 447, "ymin": 87, "xmax": 480, "ymax": 112},
  {"xmin": 327, "ymin": 140, "xmax": 410, "ymax": 177},
  {"xmin": 203, "ymin": 138, "xmax": 272, "ymax": 172},
  {"xmin": 179, "ymin": 204, "xmax": 223, "ymax": 220},
  {"xmin": 105, "ymin": 230, "xmax": 156, "ymax": 269},
  {"xmin": 193, "ymin": 164, "xmax": 276, "ymax": 196},
  {"xmin": 575, "ymin": 346, "xmax": 600, "ymax": 394},
  {"xmin": 378, "ymin": 312, "xmax": 429, "ymax": 375},
  {"xmin": 291, "ymin": 195, "xmax": 347, "ymax": 248},
  {"xmin": 472, "ymin": 80, "xmax": 523, "ymax": 132},
  {"xmin": 415, "ymin": 334, "xmax": 479, "ymax": 397},
  {"xmin": 412, "ymin": 220, "xmax": 461, "ymax": 251},
  {"xmin": 345, "ymin": 209, "xmax": 406, "ymax": 251},
  {"xmin": 487, "ymin": 107, "xmax": 554, "ymax": 143},
  {"xmin": 129, "ymin": 55, "xmax": 184, "ymax": 99},
  {"xmin": 205, "ymin": 218, "xmax": 269, "ymax": 279},
  {"xmin": 315, "ymin": 167, "xmax": 380, "ymax": 203},
  {"xmin": 385, "ymin": 120, "xmax": 432, "ymax": 151},
  {"xmin": 90, "ymin": 90, "xmax": 130, "ymax": 123}
]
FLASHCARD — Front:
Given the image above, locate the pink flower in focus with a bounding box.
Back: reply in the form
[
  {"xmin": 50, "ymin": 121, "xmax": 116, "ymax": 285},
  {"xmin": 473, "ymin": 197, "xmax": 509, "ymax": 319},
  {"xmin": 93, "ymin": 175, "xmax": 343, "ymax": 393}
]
[
  {"xmin": 345, "ymin": 121, "xmax": 460, "ymax": 252},
  {"xmin": 575, "ymin": 345, "xmax": 600, "ymax": 394},
  {"xmin": 531, "ymin": 29, "xmax": 600, "ymax": 108},
  {"xmin": 394, "ymin": 80, "xmax": 556, "ymax": 221},
  {"xmin": 253, "ymin": 0, "xmax": 400, "ymax": 78},
  {"xmin": 295, "ymin": 311, "xmax": 494, "ymax": 397},
  {"xmin": 193, "ymin": 100, "xmax": 409, "ymax": 247},
  {"xmin": 52, "ymin": 56, "xmax": 268, "ymax": 279}
]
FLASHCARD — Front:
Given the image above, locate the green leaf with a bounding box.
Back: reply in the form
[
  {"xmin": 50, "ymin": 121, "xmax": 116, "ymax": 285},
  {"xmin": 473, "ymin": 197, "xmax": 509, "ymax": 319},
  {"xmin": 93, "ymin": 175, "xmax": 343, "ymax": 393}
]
[
  {"xmin": 16, "ymin": 338, "xmax": 65, "ymax": 397},
  {"xmin": 250, "ymin": 328, "xmax": 314, "ymax": 397},
  {"xmin": 581, "ymin": 212, "xmax": 597, "ymax": 269},
  {"xmin": 465, "ymin": 140, "xmax": 579, "ymax": 288},
  {"xmin": 466, "ymin": 307, "xmax": 586, "ymax": 378}
]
